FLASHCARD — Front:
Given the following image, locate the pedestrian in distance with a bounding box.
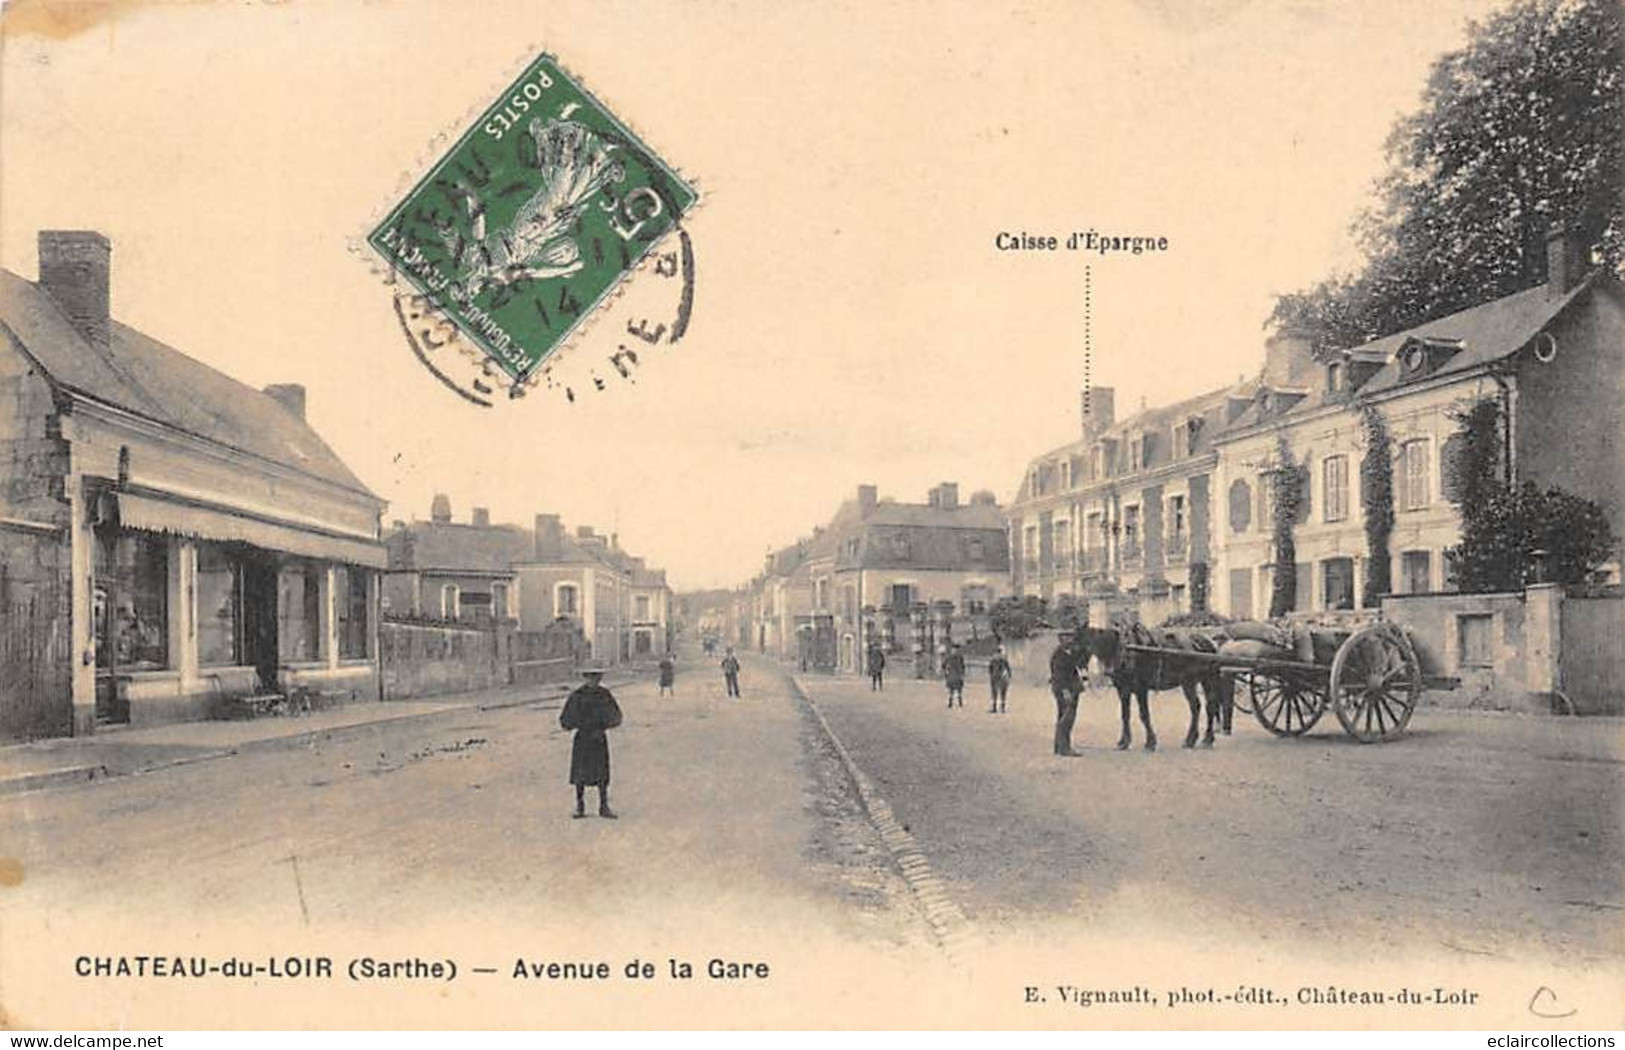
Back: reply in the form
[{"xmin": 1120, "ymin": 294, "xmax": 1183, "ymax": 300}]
[
  {"xmin": 658, "ymin": 651, "xmax": 676, "ymax": 697},
  {"xmin": 721, "ymin": 647, "xmax": 742, "ymax": 699},
  {"xmin": 1049, "ymin": 630, "xmax": 1089, "ymax": 756},
  {"xmin": 560, "ymin": 664, "xmax": 623, "ymax": 819},
  {"xmin": 942, "ymin": 644, "xmax": 967, "ymax": 708},
  {"xmin": 988, "ymin": 645, "xmax": 1012, "ymax": 713},
  {"xmin": 867, "ymin": 644, "xmax": 886, "ymax": 691}
]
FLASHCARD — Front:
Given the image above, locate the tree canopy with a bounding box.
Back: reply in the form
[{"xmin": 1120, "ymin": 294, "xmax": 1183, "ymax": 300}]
[{"xmin": 1270, "ymin": 0, "xmax": 1623, "ymax": 352}]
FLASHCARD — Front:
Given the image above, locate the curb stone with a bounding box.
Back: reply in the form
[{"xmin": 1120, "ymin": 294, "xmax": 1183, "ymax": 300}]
[
  {"xmin": 0, "ymin": 677, "xmax": 645, "ymax": 799},
  {"xmin": 787, "ymin": 672, "xmax": 980, "ymax": 963}
]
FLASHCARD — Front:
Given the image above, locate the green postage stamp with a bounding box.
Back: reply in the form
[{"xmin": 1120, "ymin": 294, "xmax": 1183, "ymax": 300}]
[{"xmin": 368, "ymin": 54, "xmax": 698, "ymax": 385}]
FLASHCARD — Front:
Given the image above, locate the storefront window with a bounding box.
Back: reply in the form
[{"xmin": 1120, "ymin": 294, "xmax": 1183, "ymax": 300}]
[
  {"xmin": 197, "ymin": 545, "xmax": 243, "ymax": 666},
  {"xmin": 279, "ymin": 562, "xmax": 323, "ymax": 662},
  {"xmin": 336, "ymin": 565, "xmax": 370, "ymax": 659},
  {"xmin": 95, "ymin": 530, "xmax": 169, "ymax": 671}
]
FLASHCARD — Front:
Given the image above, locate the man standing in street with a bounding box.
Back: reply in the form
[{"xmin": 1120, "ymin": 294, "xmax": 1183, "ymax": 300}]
[
  {"xmin": 560, "ymin": 664, "xmax": 623, "ymax": 819},
  {"xmin": 1049, "ymin": 631, "xmax": 1088, "ymax": 755},
  {"xmin": 657, "ymin": 651, "xmax": 676, "ymax": 698},
  {"xmin": 867, "ymin": 643, "xmax": 886, "ymax": 691},
  {"xmin": 988, "ymin": 645, "xmax": 1012, "ymax": 714},
  {"xmin": 942, "ymin": 644, "xmax": 967, "ymax": 708},
  {"xmin": 721, "ymin": 647, "xmax": 742, "ymax": 699}
]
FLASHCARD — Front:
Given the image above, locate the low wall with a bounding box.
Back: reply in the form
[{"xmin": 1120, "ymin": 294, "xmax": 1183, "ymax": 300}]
[{"xmin": 381, "ymin": 620, "xmax": 509, "ymax": 699}]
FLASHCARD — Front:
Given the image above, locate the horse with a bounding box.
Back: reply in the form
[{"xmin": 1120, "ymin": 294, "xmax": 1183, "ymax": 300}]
[{"xmin": 1077, "ymin": 622, "xmax": 1233, "ymax": 750}]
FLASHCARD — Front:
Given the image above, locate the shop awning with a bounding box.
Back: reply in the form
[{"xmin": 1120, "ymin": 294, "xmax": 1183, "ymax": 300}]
[{"xmin": 114, "ymin": 490, "xmax": 388, "ymax": 569}]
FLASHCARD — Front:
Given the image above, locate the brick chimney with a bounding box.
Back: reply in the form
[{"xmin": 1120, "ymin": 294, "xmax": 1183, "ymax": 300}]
[
  {"xmin": 471, "ymin": 507, "xmax": 490, "ymax": 528},
  {"xmin": 938, "ymin": 482, "xmax": 959, "ymax": 509},
  {"xmin": 263, "ymin": 383, "xmax": 306, "ymax": 420},
  {"xmin": 38, "ymin": 231, "xmax": 111, "ymax": 350},
  {"xmin": 430, "ymin": 494, "xmax": 452, "ymax": 524},
  {"xmin": 533, "ymin": 514, "xmax": 563, "ymax": 560},
  {"xmin": 1546, "ymin": 225, "xmax": 1585, "ymax": 297},
  {"xmin": 1263, "ymin": 326, "xmax": 1312, "ymax": 386},
  {"xmin": 857, "ymin": 484, "xmax": 878, "ymax": 517},
  {"xmin": 1082, "ymin": 386, "xmax": 1115, "ymax": 435}
]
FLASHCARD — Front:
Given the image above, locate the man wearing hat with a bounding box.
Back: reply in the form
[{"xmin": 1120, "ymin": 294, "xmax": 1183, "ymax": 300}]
[
  {"xmin": 560, "ymin": 663, "xmax": 623, "ymax": 819},
  {"xmin": 1049, "ymin": 630, "xmax": 1088, "ymax": 755},
  {"xmin": 720, "ymin": 646, "xmax": 742, "ymax": 699}
]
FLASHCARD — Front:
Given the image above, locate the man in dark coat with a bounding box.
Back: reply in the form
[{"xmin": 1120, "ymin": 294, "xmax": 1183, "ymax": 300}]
[
  {"xmin": 560, "ymin": 665, "xmax": 623, "ymax": 818},
  {"xmin": 942, "ymin": 644, "xmax": 967, "ymax": 708},
  {"xmin": 721, "ymin": 647, "xmax": 742, "ymax": 698},
  {"xmin": 1049, "ymin": 631, "xmax": 1088, "ymax": 756},
  {"xmin": 867, "ymin": 644, "xmax": 886, "ymax": 691},
  {"xmin": 657, "ymin": 652, "xmax": 676, "ymax": 697},
  {"xmin": 988, "ymin": 645, "xmax": 1012, "ymax": 714}
]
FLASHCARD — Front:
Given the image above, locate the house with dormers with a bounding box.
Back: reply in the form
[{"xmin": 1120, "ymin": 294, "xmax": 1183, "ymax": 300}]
[
  {"xmin": 1212, "ymin": 229, "xmax": 1623, "ymax": 619},
  {"xmin": 1009, "ymin": 380, "xmax": 1264, "ymax": 623}
]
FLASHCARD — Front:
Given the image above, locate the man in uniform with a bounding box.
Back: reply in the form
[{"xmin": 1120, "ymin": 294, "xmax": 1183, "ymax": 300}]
[
  {"xmin": 1049, "ymin": 631, "xmax": 1088, "ymax": 755},
  {"xmin": 942, "ymin": 643, "xmax": 967, "ymax": 708},
  {"xmin": 559, "ymin": 664, "xmax": 623, "ymax": 819}
]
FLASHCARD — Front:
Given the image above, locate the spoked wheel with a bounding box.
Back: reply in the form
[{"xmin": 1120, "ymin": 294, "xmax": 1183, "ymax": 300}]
[
  {"xmin": 1330, "ymin": 623, "xmax": 1421, "ymax": 743},
  {"xmin": 1249, "ymin": 672, "xmax": 1326, "ymax": 736}
]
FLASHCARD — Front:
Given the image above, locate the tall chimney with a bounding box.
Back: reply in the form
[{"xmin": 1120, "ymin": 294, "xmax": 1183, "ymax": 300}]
[
  {"xmin": 263, "ymin": 383, "xmax": 306, "ymax": 421},
  {"xmin": 939, "ymin": 482, "xmax": 959, "ymax": 509},
  {"xmin": 857, "ymin": 484, "xmax": 878, "ymax": 517},
  {"xmin": 38, "ymin": 231, "xmax": 111, "ymax": 350},
  {"xmin": 1546, "ymin": 225, "xmax": 1585, "ymax": 297},
  {"xmin": 533, "ymin": 514, "xmax": 563, "ymax": 560},
  {"xmin": 1263, "ymin": 326, "xmax": 1312, "ymax": 386},
  {"xmin": 577, "ymin": 525, "xmax": 595, "ymax": 538},
  {"xmin": 430, "ymin": 494, "xmax": 452, "ymax": 524},
  {"xmin": 1083, "ymin": 386, "xmax": 1116, "ymax": 435},
  {"xmin": 471, "ymin": 507, "xmax": 491, "ymax": 528}
]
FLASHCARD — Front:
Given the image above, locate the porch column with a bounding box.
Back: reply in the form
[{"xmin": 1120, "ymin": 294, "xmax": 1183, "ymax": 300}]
[
  {"xmin": 1524, "ymin": 583, "xmax": 1563, "ymax": 695},
  {"xmin": 323, "ymin": 564, "xmax": 338, "ymax": 670}
]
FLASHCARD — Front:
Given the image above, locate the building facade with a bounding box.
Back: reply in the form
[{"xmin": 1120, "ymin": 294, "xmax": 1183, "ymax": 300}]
[
  {"xmin": 1213, "ymin": 232, "xmax": 1624, "ymax": 618},
  {"xmin": 0, "ymin": 231, "xmax": 386, "ymax": 738},
  {"xmin": 383, "ymin": 495, "xmax": 526, "ymax": 623}
]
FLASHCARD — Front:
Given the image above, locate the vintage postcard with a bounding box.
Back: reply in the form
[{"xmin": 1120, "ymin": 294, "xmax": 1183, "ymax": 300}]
[{"xmin": 1, "ymin": 0, "xmax": 1621, "ymax": 1034}]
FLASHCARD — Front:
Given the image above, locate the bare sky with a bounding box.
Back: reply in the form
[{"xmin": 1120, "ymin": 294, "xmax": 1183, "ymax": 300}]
[{"xmin": 0, "ymin": 0, "xmax": 1505, "ymax": 589}]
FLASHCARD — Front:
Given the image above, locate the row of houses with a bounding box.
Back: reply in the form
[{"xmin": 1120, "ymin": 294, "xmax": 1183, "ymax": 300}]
[
  {"xmin": 731, "ymin": 230, "xmax": 1623, "ymax": 678},
  {"xmin": 0, "ymin": 230, "xmax": 669, "ymax": 741},
  {"xmin": 382, "ymin": 497, "xmax": 672, "ymax": 663}
]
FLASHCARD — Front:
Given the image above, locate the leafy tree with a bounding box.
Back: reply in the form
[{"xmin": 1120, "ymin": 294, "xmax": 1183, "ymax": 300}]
[
  {"xmin": 1447, "ymin": 481, "xmax": 1616, "ymax": 590},
  {"xmin": 1271, "ymin": 0, "xmax": 1623, "ymax": 352},
  {"xmin": 990, "ymin": 595, "xmax": 1048, "ymax": 640}
]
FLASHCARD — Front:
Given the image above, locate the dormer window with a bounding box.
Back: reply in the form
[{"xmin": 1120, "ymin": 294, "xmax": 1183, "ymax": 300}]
[{"xmin": 1395, "ymin": 336, "xmax": 1464, "ymax": 381}]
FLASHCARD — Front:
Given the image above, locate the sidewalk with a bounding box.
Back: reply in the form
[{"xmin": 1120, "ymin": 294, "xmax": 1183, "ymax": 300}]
[{"xmin": 0, "ymin": 671, "xmax": 640, "ymax": 796}]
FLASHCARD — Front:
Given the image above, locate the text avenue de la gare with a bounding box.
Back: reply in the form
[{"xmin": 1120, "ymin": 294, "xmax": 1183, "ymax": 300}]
[{"xmin": 995, "ymin": 229, "xmax": 1170, "ymax": 255}]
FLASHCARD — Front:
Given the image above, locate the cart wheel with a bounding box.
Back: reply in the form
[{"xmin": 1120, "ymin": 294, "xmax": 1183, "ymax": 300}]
[
  {"xmin": 1250, "ymin": 672, "xmax": 1325, "ymax": 736},
  {"xmin": 1330, "ymin": 623, "xmax": 1421, "ymax": 742},
  {"xmin": 1228, "ymin": 672, "xmax": 1255, "ymax": 715}
]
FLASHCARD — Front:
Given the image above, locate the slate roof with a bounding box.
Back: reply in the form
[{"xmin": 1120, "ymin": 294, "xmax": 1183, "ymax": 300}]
[
  {"xmin": 0, "ymin": 269, "xmax": 376, "ymax": 497},
  {"xmin": 1220, "ymin": 271, "xmax": 1604, "ymax": 436},
  {"xmin": 387, "ymin": 520, "xmax": 531, "ymax": 573}
]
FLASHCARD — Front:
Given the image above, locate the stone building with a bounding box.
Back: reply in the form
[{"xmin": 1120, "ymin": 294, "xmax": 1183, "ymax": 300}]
[
  {"xmin": 1008, "ymin": 381, "xmax": 1255, "ymax": 624},
  {"xmin": 1213, "ymin": 230, "xmax": 1624, "ymax": 618},
  {"xmin": 0, "ymin": 231, "xmax": 386, "ymax": 738},
  {"xmin": 383, "ymin": 495, "xmax": 526, "ymax": 623},
  {"xmin": 515, "ymin": 516, "xmax": 669, "ymax": 665}
]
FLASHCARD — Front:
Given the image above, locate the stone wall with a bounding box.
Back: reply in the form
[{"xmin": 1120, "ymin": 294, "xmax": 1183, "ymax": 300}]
[{"xmin": 381, "ymin": 619, "xmax": 509, "ymax": 699}]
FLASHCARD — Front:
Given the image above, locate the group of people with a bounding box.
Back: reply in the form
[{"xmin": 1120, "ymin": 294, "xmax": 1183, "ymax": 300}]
[
  {"xmin": 866, "ymin": 633, "xmax": 1094, "ymax": 753},
  {"xmin": 865, "ymin": 642, "xmax": 1015, "ymax": 713}
]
